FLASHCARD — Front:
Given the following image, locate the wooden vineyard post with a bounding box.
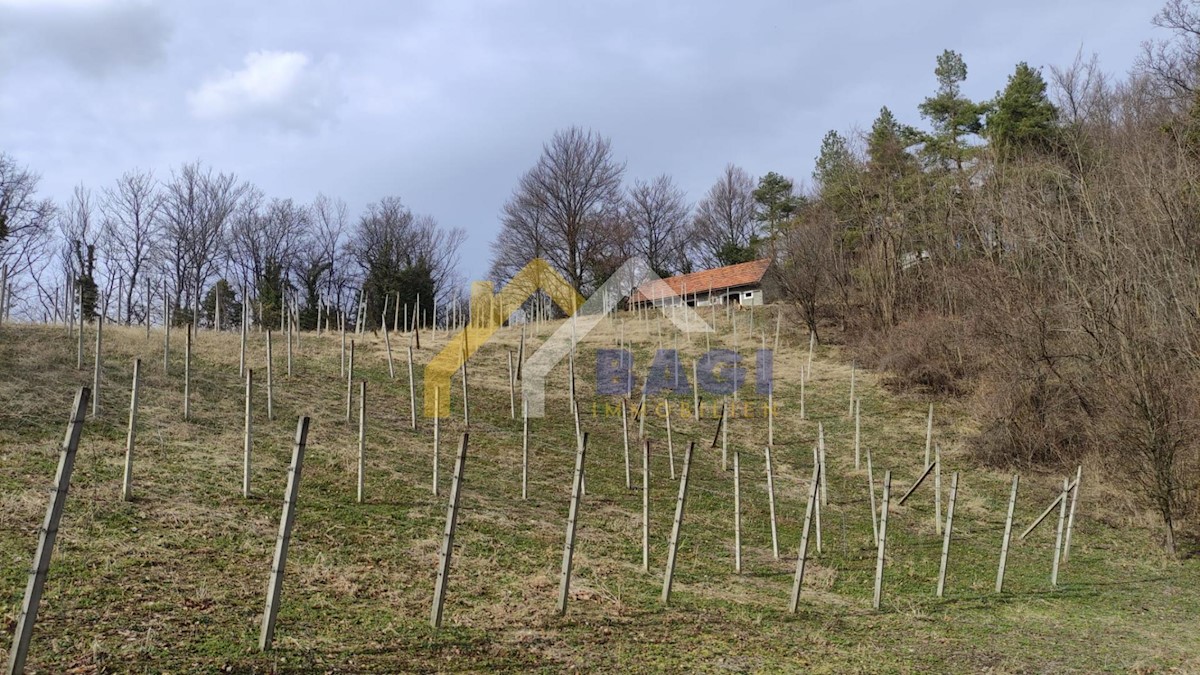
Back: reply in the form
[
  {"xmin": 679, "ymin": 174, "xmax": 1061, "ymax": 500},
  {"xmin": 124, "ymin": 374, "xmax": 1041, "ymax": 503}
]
[
  {"xmin": 433, "ymin": 387, "xmax": 440, "ymax": 496},
  {"xmin": 408, "ymin": 346, "xmax": 417, "ymax": 430},
  {"xmin": 638, "ymin": 391, "xmax": 647, "ymax": 439},
  {"xmin": 768, "ymin": 388, "xmax": 774, "ymax": 447},
  {"xmin": 996, "ymin": 474, "xmax": 1019, "ymax": 593},
  {"xmin": 92, "ymin": 304, "xmax": 103, "ymax": 417},
  {"xmin": 854, "ymin": 398, "xmax": 861, "ymax": 470},
  {"xmin": 720, "ymin": 399, "xmax": 728, "ymax": 471},
  {"xmin": 77, "ymin": 286, "xmax": 85, "ymax": 370},
  {"xmin": 340, "ymin": 317, "xmax": 346, "ymax": 378},
  {"xmin": 508, "ymin": 350, "xmax": 516, "ymax": 419},
  {"xmin": 383, "ymin": 321, "xmax": 395, "ymax": 379},
  {"xmin": 765, "ymin": 445, "xmax": 779, "ymax": 559},
  {"xmin": 521, "ymin": 397, "xmax": 529, "ymax": 500},
  {"xmin": 818, "ymin": 423, "xmax": 828, "ymax": 506},
  {"xmin": 872, "ymin": 470, "xmax": 892, "ymax": 611},
  {"xmin": 239, "ymin": 295, "xmax": 247, "ymax": 378},
  {"xmin": 162, "ymin": 286, "xmax": 169, "ymax": 373},
  {"xmin": 266, "ymin": 330, "xmax": 275, "ymax": 421},
  {"xmin": 557, "ymin": 432, "xmax": 588, "ymax": 616},
  {"xmin": 848, "ymin": 363, "xmax": 855, "ymax": 418},
  {"xmin": 357, "ymin": 381, "xmax": 366, "ymax": 504},
  {"xmin": 924, "ymin": 404, "xmax": 934, "ymax": 467},
  {"xmin": 800, "ymin": 369, "xmax": 805, "ymax": 420},
  {"xmin": 733, "ymin": 450, "xmax": 742, "ymax": 573},
  {"xmin": 285, "ymin": 308, "xmax": 292, "ymax": 378},
  {"xmin": 121, "ymin": 360, "xmax": 141, "ymax": 502},
  {"xmin": 244, "ymin": 370, "xmax": 253, "ymax": 498},
  {"xmin": 1063, "ymin": 465, "xmax": 1082, "ymax": 562},
  {"xmin": 661, "ymin": 441, "xmax": 695, "ymax": 606},
  {"xmin": 642, "ymin": 439, "xmax": 650, "ymax": 572},
  {"xmin": 666, "ymin": 397, "xmax": 676, "ymax": 479},
  {"xmin": 867, "ymin": 446, "xmax": 879, "ymax": 546},
  {"xmin": 430, "ymin": 433, "xmax": 469, "ymax": 629},
  {"xmin": 692, "ymin": 360, "xmax": 699, "ymax": 421},
  {"xmin": 460, "ymin": 344, "xmax": 469, "ymax": 428},
  {"xmin": 788, "ymin": 463, "xmax": 821, "ymax": 613},
  {"xmin": 346, "ymin": 340, "xmax": 355, "ymax": 423},
  {"xmin": 7, "ymin": 388, "xmax": 89, "ymax": 675},
  {"xmin": 937, "ymin": 471, "xmax": 959, "ymax": 598},
  {"xmin": 806, "ymin": 331, "xmax": 814, "ymax": 378},
  {"xmin": 621, "ymin": 398, "xmax": 631, "ymax": 490},
  {"xmin": 934, "ymin": 443, "xmax": 942, "ymax": 536},
  {"xmin": 259, "ymin": 416, "xmax": 311, "ymax": 651},
  {"xmin": 1051, "ymin": 477, "xmax": 1069, "ymax": 587},
  {"xmin": 183, "ymin": 323, "xmax": 192, "ymax": 421}
]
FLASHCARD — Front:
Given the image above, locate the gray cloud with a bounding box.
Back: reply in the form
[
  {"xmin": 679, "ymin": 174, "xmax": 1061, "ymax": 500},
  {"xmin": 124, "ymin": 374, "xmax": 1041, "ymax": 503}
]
[
  {"xmin": 0, "ymin": 0, "xmax": 170, "ymax": 77},
  {"xmin": 187, "ymin": 50, "xmax": 343, "ymax": 132}
]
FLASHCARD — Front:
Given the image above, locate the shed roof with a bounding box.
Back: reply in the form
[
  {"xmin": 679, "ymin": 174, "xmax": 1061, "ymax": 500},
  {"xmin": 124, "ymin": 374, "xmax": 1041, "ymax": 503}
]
[{"xmin": 633, "ymin": 258, "xmax": 771, "ymax": 303}]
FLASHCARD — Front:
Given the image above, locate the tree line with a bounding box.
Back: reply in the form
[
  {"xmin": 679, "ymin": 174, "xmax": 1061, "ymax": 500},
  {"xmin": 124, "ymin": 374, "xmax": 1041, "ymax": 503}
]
[
  {"xmin": 0, "ymin": 159, "xmax": 465, "ymax": 330},
  {"xmin": 773, "ymin": 2, "xmax": 1200, "ymax": 554},
  {"xmin": 489, "ymin": 127, "xmax": 801, "ymax": 295}
]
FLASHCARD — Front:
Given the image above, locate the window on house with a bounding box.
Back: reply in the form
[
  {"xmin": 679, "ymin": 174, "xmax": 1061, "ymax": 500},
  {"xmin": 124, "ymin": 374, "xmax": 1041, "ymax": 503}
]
[{"xmin": 744, "ymin": 291, "xmax": 754, "ymax": 298}]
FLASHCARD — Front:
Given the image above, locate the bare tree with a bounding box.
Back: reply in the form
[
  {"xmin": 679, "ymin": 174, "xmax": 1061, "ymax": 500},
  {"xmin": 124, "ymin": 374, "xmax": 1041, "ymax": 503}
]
[
  {"xmin": 349, "ymin": 196, "xmax": 464, "ymax": 329},
  {"xmin": 1138, "ymin": 0, "xmax": 1200, "ymax": 105},
  {"xmin": 58, "ymin": 185, "xmax": 103, "ymax": 321},
  {"xmin": 0, "ymin": 153, "xmax": 56, "ymax": 318},
  {"xmin": 623, "ymin": 174, "xmax": 693, "ymax": 277},
  {"xmin": 100, "ymin": 170, "xmax": 161, "ymax": 324},
  {"xmin": 493, "ymin": 127, "xmax": 625, "ymax": 292},
  {"xmin": 693, "ymin": 164, "xmax": 759, "ymax": 268},
  {"xmin": 227, "ymin": 190, "xmax": 311, "ymax": 326},
  {"xmin": 305, "ymin": 192, "xmax": 352, "ymax": 325},
  {"xmin": 160, "ymin": 162, "xmax": 247, "ymax": 322}
]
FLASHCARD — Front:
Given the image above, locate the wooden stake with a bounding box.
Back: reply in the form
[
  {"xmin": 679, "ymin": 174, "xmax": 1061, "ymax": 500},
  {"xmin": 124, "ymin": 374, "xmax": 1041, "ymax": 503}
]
[
  {"xmin": 339, "ymin": 316, "xmax": 346, "ymax": 378},
  {"xmin": 521, "ymin": 397, "xmax": 529, "ymax": 500},
  {"xmin": 183, "ymin": 323, "xmax": 192, "ymax": 421},
  {"xmin": 621, "ymin": 398, "xmax": 631, "ymax": 490},
  {"xmin": 806, "ymin": 331, "xmax": 814, "ymax": 378},
  {"xmin": 557, "ymin": 432, "xmax": 588, "ymax": 615},
  {"xmin": 996, "ymin": 474, "xmax": 1019, "ymax": 593},
  {"xmin": 934, "ymin": 443, "xmax": 943, "ymax": 535},
  {"xmin": 430, "ymin": 432, "xmax": 468, "ymax": 629},
  {"xmin": 162, "ymin": 285, "xmax": 170, "ymax": 372},
  {"xmin": 92, "ymin": 304, "xmax": 103, "ymax": 417},
  {"xmin": 924, "ymin": 403, "xmax": 933, "ymax": 467},
  {"xmin": 867, "ymin": 445, "xmax": 878, "ymax": 547},
  {"xmin": 642, "ymin": 439, "xmax": 650, "ymax": 572},
  {"xmin": 898, "ymin": 460, "xmax": 937, "ymax": 505},
  {"xmin": 638, "ymin": 390, "xmax": 647, "ymax": 439},
  {"xmin": 692, "ymin": 360, "xmax": 699, "ymax": 421},
  {"xmin": 661, "ymin": 441, "xmax": 694, "ymax": 606},
  {"xmin": 765, "ymin": 445, "xmax": 779, "ymax": 559},
  {"xmin": 854, "ymin": 398, "xmax": 861, "ymax": 470},
  {"xmin": 266, "ymin": 329, "xmax": 275, "ymax": 421},
  {"xmin": 768, "ymin": 388, "xmax": 774, "ymax": 447},
  {"xmin": 788, "ymin": 462, "xmax": 820, "ymax": 613},
  {"xmin": 239, "ymin": 294, "xmax": 247, "ymax": 378},
  {"xmin": 433, "ymin": 387, "xmax": 440, "ymax": 496},
  {"xmin": 121, "ymin": 360, "xmax": 141, "ymax": 502},
  {"xmin": 666, "ymin": 397, "xmax": 676, "ymax": 479},
  {"xmin": 813, "ymin": 446, "xmax": 822, "ymax": 554},
  {"xmin": 244, "ymin": 369, "xmax": 253, "ymax": 498},
  {"xmin": 873, "ymin": 470, "xmax": 892, "ymax": 611},
  {"xmin": 408, "ymin": 346, "xmax": 417, "ymax": 430},
  {"xmin": 1019, "ymin": 478, "xmax": 1079, "ymax": 540},
  {"xmin": 818, "ymin": 423, "xmax": 827, "ymax": 506},
  {"xmin": 346, "ymin": 340, "xmax": 355, "ymax": 423},
  {"xmin": 799, "ymin": 369, "xmax": 805, "ymax": 420},
  {"xmin": 848, "ymin": 363, "xmax": 855, "ymax": 418},
  {"xmin": 507, "ymin": 350, "xmax": 516, "ymax": 419},
  {"xmin": 937, "ymin": 471, "xmax": 959, "ymax": 597},
  {"xmin": 1064, "ymin": 465, "xmax": 1082, "ymax": 562},
  {"xmin": 7, "ymin": 387, "xmax": 89, "ymax": 675},
  {"xmin": 733, "ymin": 450, "xmax": 742, "ymax": 573},
  {"xmin": 259, "ymin": 416, "xmax": 310, "ymax": 651},
  {"xmin": 1051, "ymin": 477, "xmax": 1069, "ymax": 587},
  {"xmin": 383, "ymin": 321, "xmax": 395, "ymax": 379},
  {"xmin": 460, "ymin": 345, "xmax": 469, "ymax": 428},
  {"xmin": 357, "ymin": 381, "xmax": 366, "ymax": 504}
]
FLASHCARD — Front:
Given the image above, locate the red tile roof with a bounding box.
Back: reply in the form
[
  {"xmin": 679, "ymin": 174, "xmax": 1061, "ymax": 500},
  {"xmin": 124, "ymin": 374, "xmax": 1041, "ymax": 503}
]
[{"xmin": 633, "ymin": 259, "xmax": 771, "ymax": 303}]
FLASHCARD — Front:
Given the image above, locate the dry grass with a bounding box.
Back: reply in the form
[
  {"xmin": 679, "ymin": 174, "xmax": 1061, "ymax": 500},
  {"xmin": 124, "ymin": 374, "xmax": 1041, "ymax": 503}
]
[{"xmin": 0, "ymin": 310, "xmax": 1195, "ymax": 673}]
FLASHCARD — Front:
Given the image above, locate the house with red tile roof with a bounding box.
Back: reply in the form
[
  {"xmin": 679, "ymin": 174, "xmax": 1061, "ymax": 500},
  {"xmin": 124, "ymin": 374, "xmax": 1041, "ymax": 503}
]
[{"xmin": 631, "ymin": 258, "xmax": 773, "ymax": 308}]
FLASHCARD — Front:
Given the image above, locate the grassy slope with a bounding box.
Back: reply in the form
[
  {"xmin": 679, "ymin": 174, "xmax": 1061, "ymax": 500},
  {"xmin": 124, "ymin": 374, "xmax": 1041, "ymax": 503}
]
[{"xmin": 0, "ymin": 311, "xmax": 1196, "ymax": 674}]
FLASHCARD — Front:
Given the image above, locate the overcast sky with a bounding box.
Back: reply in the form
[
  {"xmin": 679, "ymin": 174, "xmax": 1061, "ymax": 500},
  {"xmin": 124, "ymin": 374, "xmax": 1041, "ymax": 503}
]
[{"xmin": 0, "ymin": 0, "xmax": 1165, "ymax": 281}]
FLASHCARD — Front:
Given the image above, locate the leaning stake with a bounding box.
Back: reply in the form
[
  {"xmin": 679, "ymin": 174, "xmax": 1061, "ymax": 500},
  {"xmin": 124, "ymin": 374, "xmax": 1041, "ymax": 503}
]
[
  {"xmin": 8, "ymin": 387, "xmax": 89, "ymax": 675},
  {"xmin": 259, "ymin": 416, "xmax": 311, "ymax": 651}
]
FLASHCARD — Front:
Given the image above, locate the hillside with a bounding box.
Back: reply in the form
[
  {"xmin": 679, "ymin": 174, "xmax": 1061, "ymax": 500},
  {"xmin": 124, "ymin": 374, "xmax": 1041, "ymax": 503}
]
[{"xmin": 0, "ymin": 310, "xmax": 1197, "ymax": 673}]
